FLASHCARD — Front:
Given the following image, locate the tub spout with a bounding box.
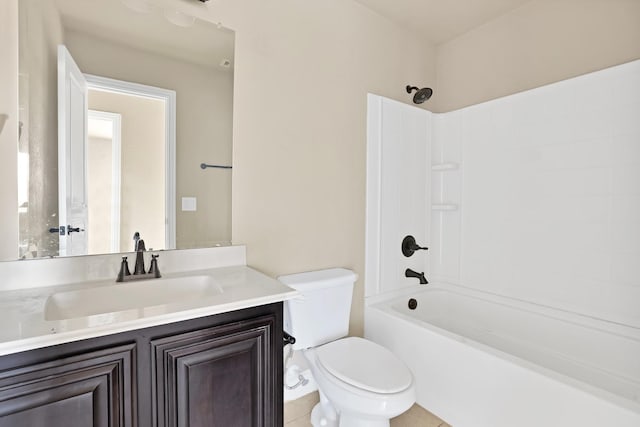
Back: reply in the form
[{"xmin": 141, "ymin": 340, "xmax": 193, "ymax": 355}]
[{"xmin": 405, "ymin": 268, "xmax": 428, "ymax": 285}]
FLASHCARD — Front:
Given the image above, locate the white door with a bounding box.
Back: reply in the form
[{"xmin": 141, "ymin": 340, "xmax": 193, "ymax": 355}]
[{"xmin": 57, "ymin": 45, "xmax": 88, "ymax": 256}]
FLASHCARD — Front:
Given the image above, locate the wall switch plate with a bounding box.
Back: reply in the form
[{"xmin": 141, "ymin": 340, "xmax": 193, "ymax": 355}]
[{"xmin": 182, "ymin": 197, "xmax": 197, "ymax": 212}]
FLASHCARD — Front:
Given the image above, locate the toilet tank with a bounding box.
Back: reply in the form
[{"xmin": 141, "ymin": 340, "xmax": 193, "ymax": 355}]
[{"xmin": 279, "ymin": 268, "xmax": 357, "ymax": 350}]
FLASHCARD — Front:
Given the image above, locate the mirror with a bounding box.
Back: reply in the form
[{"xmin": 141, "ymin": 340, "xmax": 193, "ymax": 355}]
[{"xmin": 13, "ymin": 0, "xmax": 234, "ymax": 260}]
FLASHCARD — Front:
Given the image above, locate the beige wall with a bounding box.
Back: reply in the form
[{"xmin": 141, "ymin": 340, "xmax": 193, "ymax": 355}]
[
  {"xmin": 168, "ymin": 0, "xmax": 640, "ymax": 336},
  {"xmin": 17, "ymin": 0, "xmax": 63, "ymax": 258},
  {"xmin": 434, "ymin": 0, "xmax": 640, "ymax": 112},
  {"xmin": 64, "ymin": 30, "xmax": 234, "ymax": 249},
  {"xmin": 5, "ymin": 0, "xmax": 635, "ymax": 337},
  {"xmin": 162, "ymin": 0, "xmax": 438, "ymax": 336},
  {"xmin": 88, "ymin": 90, "xmax": 165, "ymax": 252},
  {"xmin": 0, "ymin": 0, "xmax": 19, "ymax": 260},
  {"xmin": 2, "ymin": 2, "xmax": 432, "ymax": 341}
]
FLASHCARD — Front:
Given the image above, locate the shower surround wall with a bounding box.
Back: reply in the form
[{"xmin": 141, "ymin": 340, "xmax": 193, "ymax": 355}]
[
  {"xmin": 365, "ymin": 60, "xmax": 640, "ymax": 426},
  {"xmin": 430, "ymin": 59, "xmax": 640, "ymax": 327},
  {"xmin": 366, "ymin": 95, "xmax": 431, "ymax": 297}
]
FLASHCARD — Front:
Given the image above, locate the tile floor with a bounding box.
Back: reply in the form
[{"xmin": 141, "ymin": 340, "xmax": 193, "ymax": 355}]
[{"xmin": 284, "ymin": 392, "xmax": 451, "ymax": 427}]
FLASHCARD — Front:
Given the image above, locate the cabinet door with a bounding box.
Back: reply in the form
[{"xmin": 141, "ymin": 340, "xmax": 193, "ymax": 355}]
[
  {"xmin": 0, "ymin": 343, "xmax": 136, "ymax": 427},
  {"xmin": 151, "ymin": 314, "xmax": 276, "ymax": 427}
]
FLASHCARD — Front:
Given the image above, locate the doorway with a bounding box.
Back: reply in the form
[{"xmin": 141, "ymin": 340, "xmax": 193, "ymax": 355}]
[
  {"xmin": 85, "ymin": 77, "xmax": 175, "ymax": 252},
  {"xmin": 87, "ymin": 110, "xmax": 121, "ymax": 253}
]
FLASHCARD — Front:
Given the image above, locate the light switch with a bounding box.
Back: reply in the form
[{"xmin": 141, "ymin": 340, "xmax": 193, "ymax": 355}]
[{"xmin": 182, "ymin": 197, "xmax": 197, "ymax": 212}]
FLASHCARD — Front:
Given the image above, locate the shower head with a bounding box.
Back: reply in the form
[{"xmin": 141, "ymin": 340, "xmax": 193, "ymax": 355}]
[{"xmin": 406, "ymin": 85, "xmax": 433, "ymax": 104}]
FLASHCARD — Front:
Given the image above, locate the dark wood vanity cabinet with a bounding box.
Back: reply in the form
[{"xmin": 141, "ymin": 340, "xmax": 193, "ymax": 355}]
[
  {"xmin": 0, "ymin": 343, "xmax": 136, "ymax": 427},
  {"xmin": 0, "ymin": 303, "xmax": 283, "ymax": 427},
  {"xmin": 151, "ymin": 315, "xmax": 278, "ymax": 427}
]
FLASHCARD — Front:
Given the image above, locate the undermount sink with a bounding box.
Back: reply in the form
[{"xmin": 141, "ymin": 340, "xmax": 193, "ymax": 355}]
[{"xmin": 44, "ymin": 275, "xmax": 223, "ymax": 321}]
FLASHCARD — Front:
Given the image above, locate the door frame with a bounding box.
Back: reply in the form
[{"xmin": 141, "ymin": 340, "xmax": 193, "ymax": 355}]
[{"xmin": 84, "ymin": 74, "xmax": 177, "ymax": 250}]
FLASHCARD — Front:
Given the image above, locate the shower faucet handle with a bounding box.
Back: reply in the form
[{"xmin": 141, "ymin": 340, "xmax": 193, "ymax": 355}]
[{"xmin": 402, "ymin": 235, "xmax": 428, "ymax": 257}]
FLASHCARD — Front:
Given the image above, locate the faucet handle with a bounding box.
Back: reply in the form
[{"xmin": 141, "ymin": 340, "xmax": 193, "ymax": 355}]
[
  {"xmin": 402, "ymin": 235, "xmax": 429, "ymax": 257},
  {"xmin": 117, "ymin": 256, "xmax": 131, "ymax": 282},
  {"xmin": 148, "ymin": 254, "xmax": 161, "ymax": 278}
]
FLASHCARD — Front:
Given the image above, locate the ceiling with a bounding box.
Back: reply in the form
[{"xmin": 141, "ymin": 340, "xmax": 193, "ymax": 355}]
[
  {"xmin": 353, "ymin": 0, "xmax": 532, "ymax": 44},
  {"xmin": 54, "ymin": 0, "xmax": 234, "ymax": 70},
  {"xmin": 52, "ymin": 0, "xmax": 531, "ymax": 69}
]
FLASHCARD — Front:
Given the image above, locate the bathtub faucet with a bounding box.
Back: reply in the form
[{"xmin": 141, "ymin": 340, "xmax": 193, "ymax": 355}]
[
  {"xmin": 405, "ymin": 268, "xmax": 428, "ymax": 285},
  {"xmin": 401, "ymin": 235, "xmax": 428, "ymax": 257}
]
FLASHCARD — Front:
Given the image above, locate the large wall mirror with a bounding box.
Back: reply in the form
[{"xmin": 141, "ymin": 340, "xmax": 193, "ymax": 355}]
[{"xmin": 13, "ymin": 0, "xmax": 234, "ymax": 261}]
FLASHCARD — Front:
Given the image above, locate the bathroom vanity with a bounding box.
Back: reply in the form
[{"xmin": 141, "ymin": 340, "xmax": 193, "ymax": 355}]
[
  {"xmin": 0, "ymin": 303, "xmax": 280, "ymax": 427},
  {"xmin": 0, "ymin": 246, "xmax": 297, "ymax": 427}
]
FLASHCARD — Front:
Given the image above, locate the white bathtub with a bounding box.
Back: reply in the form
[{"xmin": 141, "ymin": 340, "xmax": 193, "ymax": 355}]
[{"xmin": 365, "ymin": 284, "xmax": 640, "ymax": 427}]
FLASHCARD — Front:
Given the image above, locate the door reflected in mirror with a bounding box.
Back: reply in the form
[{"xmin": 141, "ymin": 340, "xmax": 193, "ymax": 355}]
[{"xmin": 15, "ymin": 0, "xmax": 234, "ymax": 260}]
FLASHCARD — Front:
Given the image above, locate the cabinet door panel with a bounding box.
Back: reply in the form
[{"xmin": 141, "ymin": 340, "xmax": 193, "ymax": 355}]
[
  {"xmin": 0, "ymin": 343, "xmax": 136, "ymax": 427},
  {"xmin": 152, "ymin": 315, "xmax": 275, "ymax": 427}
]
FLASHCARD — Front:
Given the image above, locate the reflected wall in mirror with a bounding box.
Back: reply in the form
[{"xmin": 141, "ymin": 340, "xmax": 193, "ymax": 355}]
[{"xmin": 13, "ymin": 0, "xmax": 234, "ymax": 261}]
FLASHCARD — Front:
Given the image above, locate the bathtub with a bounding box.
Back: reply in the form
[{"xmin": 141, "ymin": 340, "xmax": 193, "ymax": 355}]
[{"xmin": 364, "ymin": 284, "xmax": 640, "ymax": 427}]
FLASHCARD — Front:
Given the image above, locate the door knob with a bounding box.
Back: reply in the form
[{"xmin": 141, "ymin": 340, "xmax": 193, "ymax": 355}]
[{"xmin": 49, "ymin": 226, "xmax": 66, "ymax": 235}]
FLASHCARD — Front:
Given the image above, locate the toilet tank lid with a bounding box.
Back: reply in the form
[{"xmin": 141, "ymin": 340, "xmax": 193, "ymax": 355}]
[{"xmin": 278, "ymin": 268, "xmax": 358, "ymax": 291}]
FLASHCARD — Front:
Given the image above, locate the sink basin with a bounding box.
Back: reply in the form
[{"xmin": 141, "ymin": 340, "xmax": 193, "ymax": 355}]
[{"xmin": 44, "ymin": 275, "xmax": 223, "ymax": 321}]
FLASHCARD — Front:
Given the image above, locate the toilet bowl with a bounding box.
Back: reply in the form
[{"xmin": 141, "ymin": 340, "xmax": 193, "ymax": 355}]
[
  {"xmin": 280, "ymin": 269, "xmax": 416, "ymax": 427},
  {"xmin": 305, "ymin": 337, "xmax": 415, "ymax": 427}
]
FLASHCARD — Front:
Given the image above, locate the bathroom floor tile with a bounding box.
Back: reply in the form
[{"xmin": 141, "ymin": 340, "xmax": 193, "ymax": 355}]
[
  {"xmin": 284, "ymin": 416, "xmax": 313, "ymax": 427},
  {"xmin": 284, "ymin": 396, "xmax": 450, "ymax": 427},
  {"xmin": 284, "ymin": 392, "xmax": 319, "ymax": 424},
  {"xmin": 391, "ymin": 404, "xmax": 448, "ymax": 427}
]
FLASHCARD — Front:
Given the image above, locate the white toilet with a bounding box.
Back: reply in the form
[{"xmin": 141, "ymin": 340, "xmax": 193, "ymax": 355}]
[{"xmin": 280, "ymin": 268, "xmax": 415, "ymax": 427}]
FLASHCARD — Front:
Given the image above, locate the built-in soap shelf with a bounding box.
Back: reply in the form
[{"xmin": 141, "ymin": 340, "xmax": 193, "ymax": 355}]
[
  {"xmin": 432, "ymin": 162, "xmax": 459, "ymax": 172},
  {"xmin": 432, "ymin": 204, "xmax": 459, "ymax": 211}
]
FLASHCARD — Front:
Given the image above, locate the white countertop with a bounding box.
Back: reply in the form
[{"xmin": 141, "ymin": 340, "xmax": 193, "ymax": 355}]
[{"xmin": 0, "ymin": 265, "xmax": 298, "ymax": 356}]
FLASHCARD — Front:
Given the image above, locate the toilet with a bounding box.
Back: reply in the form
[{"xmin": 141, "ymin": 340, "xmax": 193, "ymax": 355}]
[{"xmin": 280, "ymin": 268, "xmax": 415, "ymax": 427}]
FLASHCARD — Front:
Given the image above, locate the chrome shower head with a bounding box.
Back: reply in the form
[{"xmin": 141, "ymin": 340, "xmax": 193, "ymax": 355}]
[{"xmin": 406, "ymin": 85, "xmax": 433, "ymax": 104}]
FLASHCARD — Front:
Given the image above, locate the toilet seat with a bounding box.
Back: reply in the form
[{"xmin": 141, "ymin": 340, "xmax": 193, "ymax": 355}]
[{"xmin": 315, "ymin": 337, "xmax": 412, "ymax": 394}]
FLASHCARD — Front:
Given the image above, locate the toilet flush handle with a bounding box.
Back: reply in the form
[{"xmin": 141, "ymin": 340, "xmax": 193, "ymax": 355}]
[{"xmin": 283, "ymin": 331, "xmax": 296, "ymax": 346}]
